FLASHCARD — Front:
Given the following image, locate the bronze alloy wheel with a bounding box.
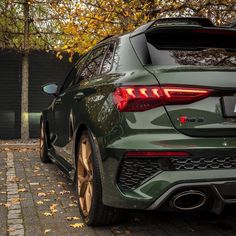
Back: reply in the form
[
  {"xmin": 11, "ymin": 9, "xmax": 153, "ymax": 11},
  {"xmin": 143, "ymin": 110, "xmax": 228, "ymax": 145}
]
[
  {"xmin": 40, "ymin": 122, "xmax": 44, "ymax": 157},
  {"xmin": 77, "ymin": 135, "xmax": 93, "ymax": 217},
  {"xmin": 39, "ymin": 121, "xmax": 51, "ymax": 163}
]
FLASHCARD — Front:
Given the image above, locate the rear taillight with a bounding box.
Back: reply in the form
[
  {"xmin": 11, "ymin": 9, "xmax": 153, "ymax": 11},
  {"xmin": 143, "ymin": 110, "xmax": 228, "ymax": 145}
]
[
  {"xmin": 113, "ymin": 86, "xmax": 213, "ymax": 112},
  {"xmin": 125, "ymin": 151, "xmax": 191, "ymax": 157}
]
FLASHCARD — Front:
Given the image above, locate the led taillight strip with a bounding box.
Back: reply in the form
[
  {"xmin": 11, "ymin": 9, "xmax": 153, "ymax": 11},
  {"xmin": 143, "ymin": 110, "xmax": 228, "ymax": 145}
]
[
  {"xmin": 163, "ymin": 88, "xmax": 209, "ymax": 98},
  {"xmin": 113, "ymin": 86, "xmax": 213, "ymax": 112}
]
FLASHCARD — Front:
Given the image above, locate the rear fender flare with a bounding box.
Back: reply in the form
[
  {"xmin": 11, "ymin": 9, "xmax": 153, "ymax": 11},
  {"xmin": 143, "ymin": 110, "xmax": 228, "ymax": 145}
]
[{"xmin": 72, "ymin": 124, "xmax": 105, "ymax": 192}]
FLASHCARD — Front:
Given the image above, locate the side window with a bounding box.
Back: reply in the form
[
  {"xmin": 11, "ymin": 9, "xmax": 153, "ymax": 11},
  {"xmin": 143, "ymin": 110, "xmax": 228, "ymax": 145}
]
[
  {"xmin": 60, "ymin": 67, "xmax": 76, "ymax": 93},
  {"xmin": 78, "ymin": 45, "xmax": 108, "ymax": 83},
  {"xmin": 60, "ymin": 53, "xmax": 89, "ymax": 91},
  {"xmin": 101, "ymin": 43, "xmax": 115, "ymax": 74}
]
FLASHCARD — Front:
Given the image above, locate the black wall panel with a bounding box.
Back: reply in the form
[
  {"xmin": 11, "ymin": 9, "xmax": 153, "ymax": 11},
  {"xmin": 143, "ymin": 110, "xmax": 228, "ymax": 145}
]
[
  {"xmin": 0, "ymin": 50, "xmax": 21, "ymax": 139},
  {"xmin": 29, "ymin": 51, "xmax": 74, "ymax": 138},
  {"xmin": 0, "ymin": 49, "xmax": 75, "ymax": 139}
]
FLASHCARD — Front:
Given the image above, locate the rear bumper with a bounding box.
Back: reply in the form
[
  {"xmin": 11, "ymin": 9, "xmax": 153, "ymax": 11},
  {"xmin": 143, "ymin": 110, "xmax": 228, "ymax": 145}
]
[
  {"xmin": 100, "ymin": 133, "xmax": 236, "ymax": 210},
  {"xmin": 147, "ymin": 180, "xmax": 236, "ymax": 212},
  {"xmin": 102, "ymin": 163, "xmax": 236, "ymax": 210}
]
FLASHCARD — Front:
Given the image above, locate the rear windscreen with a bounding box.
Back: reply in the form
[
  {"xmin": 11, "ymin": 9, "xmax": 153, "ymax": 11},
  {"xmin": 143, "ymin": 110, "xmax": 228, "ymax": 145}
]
[{"xmin": 145, "ymin": 28, "xmax": 236, "ymax": 67}]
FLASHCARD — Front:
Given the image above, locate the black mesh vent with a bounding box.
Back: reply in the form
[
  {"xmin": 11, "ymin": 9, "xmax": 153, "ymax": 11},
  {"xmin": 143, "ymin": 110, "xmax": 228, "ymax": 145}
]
[
  {"xmin": 171, "ymin": 156, "xmax": 236, "ymax": 170},
  {"xmin": 117, "ymin": 155, "xmax": 236, "ymax": 191},
  {"xmin": 117, "ymin": 158, "xmax": 162, "ymax": 191}
]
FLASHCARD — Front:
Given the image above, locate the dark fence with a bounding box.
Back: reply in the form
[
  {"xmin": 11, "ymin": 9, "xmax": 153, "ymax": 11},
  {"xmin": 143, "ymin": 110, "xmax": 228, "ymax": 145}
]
[{"xmin": 0, "ymin": 49, "xmax": 75, "ymax": 139}]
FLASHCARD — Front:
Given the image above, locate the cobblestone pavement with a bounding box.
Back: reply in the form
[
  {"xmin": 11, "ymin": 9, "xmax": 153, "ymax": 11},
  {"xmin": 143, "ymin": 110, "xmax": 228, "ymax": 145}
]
[{"xmin": 1, "ymin": 146, "xmax": 236, "ymax": 236}]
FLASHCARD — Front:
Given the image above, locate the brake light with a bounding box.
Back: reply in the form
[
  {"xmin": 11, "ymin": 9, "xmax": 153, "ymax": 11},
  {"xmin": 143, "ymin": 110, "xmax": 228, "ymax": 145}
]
[
  {"xmin": 113, "ymin": 86, "xmax": 213, "ymax": 112},
  {"xmin": 163, "ymin": 87, "xmax": 211, "ymax": 104},
  {"xmin": 193, "ymin": 29, "xmax": 236, "ymax": 36},
  {"xmin": 125, "ymin": 151, "xmax": 191, "ymax": 157}
]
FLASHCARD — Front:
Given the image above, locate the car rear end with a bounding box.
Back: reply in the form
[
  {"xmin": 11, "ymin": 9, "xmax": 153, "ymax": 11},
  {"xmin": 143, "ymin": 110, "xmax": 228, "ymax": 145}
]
[{"xmin": 101, "ymin": 18, "xmax": 236, "ymax": 213}]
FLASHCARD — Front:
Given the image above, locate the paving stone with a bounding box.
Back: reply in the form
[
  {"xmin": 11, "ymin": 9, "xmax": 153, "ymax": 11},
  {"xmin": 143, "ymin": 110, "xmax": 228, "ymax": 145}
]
[
  {"xmin": 8, "ymin": 213, "xmax": 22, "ymax": 219},
  {"xmin": 9, "ymin": 229, "xmax": 24, "ymax": 236},
  {"xmin": 8, "ymin": 219, "xmax": 23, "ymax": 224},
  {"xmin": 2, "ymin": 145, "xmax": 236, "ymax": 236}
]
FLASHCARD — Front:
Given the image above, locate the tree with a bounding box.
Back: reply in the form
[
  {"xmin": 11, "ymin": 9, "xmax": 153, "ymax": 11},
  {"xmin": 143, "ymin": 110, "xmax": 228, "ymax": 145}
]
[
  {"xmin": 21, "ymin": 0, "xmax": 30, "ymax": 140},
  {"xmin": 0, "ymin": 0, "xmax": 235, "ymax": 139},
  {"xmin": 0, "ymin": 0, "xmax": 64, "ymax": 140},
  {"xmin": 52, "ymin": 0, "xmax": 236, "ymax": 55}
]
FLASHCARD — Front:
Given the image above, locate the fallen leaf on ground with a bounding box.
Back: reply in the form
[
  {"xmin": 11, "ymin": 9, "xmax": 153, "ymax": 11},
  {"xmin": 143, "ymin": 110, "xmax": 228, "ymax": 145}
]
[
  {"xmin": 7, "ymin": 227, "xmax": 15, "ymax": 232},
  {"xmin": 19, "ymin": 148, "xmax": 27, "ymax": 152},
  {"xmin": 43, "ymin": 199, "xmax": 50, "ymax": 202},
  {"xmin": 50, "ymin": 204, "xmax": 58, "ymax": 213},
  {"xmin": 38, "ymin": 192, "xmax": 46, "ymax": 197},
  {"xmin": 0, "ymin": 203, "xmax": 10, "ymax": 208},
  {"xmin": 18, "ymin": 188, "xmax": 27, "ymax": 192},
  {"xmin": 59, "ymin": 190, "xmax": 70, "ymax": 195},
  {"xmin": 37, "ymin": 201, "xmax": 44, "ymax": 205},
  {"xmin": 43, "ymin": 212, "xmax": 53, "ymax": 217},
  {"xmin": 70, "ymin": 223, "xmax": 84, "ymax": 228},
  {"xmin": 8, "ymin": 197, "xmax": 25, "ymax": 206},
  {"xmin": 69, "ymin": 203, "xmax": 77, "ymax": 207},
  {"xmin": 8, "ymin": 176, "xmax": 20, "ymax": 182},
  {"xmin": 44, "ymin": 229, "xmax": 51, "ymax": 234}
]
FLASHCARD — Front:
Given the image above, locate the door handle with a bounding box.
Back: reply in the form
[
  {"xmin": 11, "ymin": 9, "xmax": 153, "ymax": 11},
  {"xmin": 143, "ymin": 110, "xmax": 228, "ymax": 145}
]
[
  {"xmin": 55, "ymin": 98, "xmax": 62, "ymax": 104},
  {"xmin": 73, "ymin": 92, "xmax": 84, "ymax": 102}
]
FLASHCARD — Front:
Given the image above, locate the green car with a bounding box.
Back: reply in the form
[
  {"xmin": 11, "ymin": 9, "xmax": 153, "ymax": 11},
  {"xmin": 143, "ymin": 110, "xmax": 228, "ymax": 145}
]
[{"xmin": 40, "ymin": 17, "xmax": 236, "ymax": 226}]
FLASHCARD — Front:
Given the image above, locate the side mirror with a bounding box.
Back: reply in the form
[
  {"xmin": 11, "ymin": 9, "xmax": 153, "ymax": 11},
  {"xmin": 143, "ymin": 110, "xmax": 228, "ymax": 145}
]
[{"xmin": 42, "ymin": 83, "xmax": 58, "ymax": 96}]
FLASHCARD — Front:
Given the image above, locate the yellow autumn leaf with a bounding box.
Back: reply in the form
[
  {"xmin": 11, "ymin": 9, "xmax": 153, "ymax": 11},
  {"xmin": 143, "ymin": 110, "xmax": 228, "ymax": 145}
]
[
  {"xmin": 37, "ymin": 201, "xmax": 44, "ymax": 205},
  {"xmin": 43, "ymin": 212, "xmax": 53, "ymax": 217},
  {"xmin": 0, "ymin": 203, "xmax": 10, "ymax": 208},
  {"xmin": 44, "ymin": 229, "xmax": 51, "ymax": 234},
  {"xmin": 70, "ymin": 223, "xmax": 84, "ymax": 228},
  {"xmin": 18, "ymin": 188, "xmax": 27, "ymax": 192},
  {"xmin": 49, "ymin": 204, "xmax": 57, "ymax": 210},
  {"xmin": 38, "ymin": 193, "xmax": 47, "ymax": 197},
  {"xmin": 43, "ymin": 199, "xmax": 50, "ymax": 202}
]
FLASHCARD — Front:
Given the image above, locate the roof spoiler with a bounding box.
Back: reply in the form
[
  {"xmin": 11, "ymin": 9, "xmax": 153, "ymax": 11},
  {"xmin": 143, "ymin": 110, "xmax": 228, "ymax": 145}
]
[
  {"xmin": 229, "ymin": 20, "xmax": 236, "ymax": 28},
  {"xmin": 153, "ymin": 17, "xmax": 214, "ymax": 27},
  {"xmin": 132, "ymin": 17, "xmax": 215, "ymax": 36}
]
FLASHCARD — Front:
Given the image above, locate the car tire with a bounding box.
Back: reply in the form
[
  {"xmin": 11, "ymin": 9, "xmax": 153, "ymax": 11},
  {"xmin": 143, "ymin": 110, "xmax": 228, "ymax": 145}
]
[
  {"xmin": 39, "ymin": 120, "xmax": 51, "ymax": 163},
  {"xmin": 76, "ymin": 130, "xmax": 123, "ymax": 226}
]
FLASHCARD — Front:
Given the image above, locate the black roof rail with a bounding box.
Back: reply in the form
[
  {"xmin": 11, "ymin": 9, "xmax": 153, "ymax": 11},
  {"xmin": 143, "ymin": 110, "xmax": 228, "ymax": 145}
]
[
  {"xmin": 131, "ymin": 17, "xmax": 215, "ymax": 36},
  {"xmin": 230, "ymin": 20, "xmax": 236, "ymax": 28},
  {"xmin": 99, "ymin": 35, "xmax": 114, "ymax": 43},
  {"xmin": 132, "ymin": 20, "xmax": 156, "ymax": 35}
]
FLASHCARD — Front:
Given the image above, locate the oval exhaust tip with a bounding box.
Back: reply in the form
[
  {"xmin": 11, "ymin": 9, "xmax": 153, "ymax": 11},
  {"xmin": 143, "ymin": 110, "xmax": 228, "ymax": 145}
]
[{"xmin": 170, "ymin": 190, "xmax": 207, "ymax": 211}]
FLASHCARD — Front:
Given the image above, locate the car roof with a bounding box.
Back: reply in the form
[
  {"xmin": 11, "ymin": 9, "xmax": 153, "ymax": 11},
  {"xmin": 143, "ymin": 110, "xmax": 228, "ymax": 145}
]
[
  {"xmin": 133, "ymin": 17, "xmax": 215, "ymax": 34},
  {"xmin": 96, "ymin": 17, "xmax": 236, "ymax": 46}
]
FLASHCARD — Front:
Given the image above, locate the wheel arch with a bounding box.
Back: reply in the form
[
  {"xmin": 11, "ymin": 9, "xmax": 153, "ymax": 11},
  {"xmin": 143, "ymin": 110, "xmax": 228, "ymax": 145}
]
[
  {"xmin": 73, "ymin": 123, "xmax": 105, "ymax": 198},
  {"xmin": 73, "ymin": 123, "xmax": 88, "ymax": 174},
  {"xmin": 40, "ymin": 112, "xmax": 51, "ymax": 148}
]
